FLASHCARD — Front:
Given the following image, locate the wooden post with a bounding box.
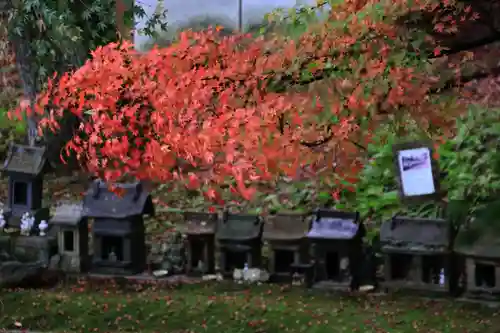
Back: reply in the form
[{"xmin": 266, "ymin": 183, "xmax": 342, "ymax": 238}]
[
  {"xmin": 269, "ymin": 248, "xmax": 275, "ymax": 274},
  {"xmin": 238, "ymin": 0, "xmax": 243, "ymax": 31},
  {"xmin": 203, "ymin": 240, "xmax": 208, "ymax": 273}
]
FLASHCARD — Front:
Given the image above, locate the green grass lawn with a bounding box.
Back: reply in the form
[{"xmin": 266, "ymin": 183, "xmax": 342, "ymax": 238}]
[{"xmin": 1, "ymin": 283, "xmax": 499, "ymax": 332}]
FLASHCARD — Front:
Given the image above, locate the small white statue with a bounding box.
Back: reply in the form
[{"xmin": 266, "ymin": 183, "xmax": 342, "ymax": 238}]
[
  {"xmin": 153, "ymin": 269, "xmax": 169, "ymax": 277},
  {"xmin": 197, "ymin": 260, "xmax": 205, "ymax": 273},
  {"xmin": 245, "ymin": 268, "xmax": 269, "ymax": 283},
  {"xmin": 242, "ymin": 262, "xmax": 249, "ymax": 280},
  {"xmin": 231, "ymin": 264, "xmax": 270, "ymax": 284},
  {"xmin": 0, "ymin": 209, "xmax": 6, "ymax": 231},
  {"xmin": 38, "ymin": 220, "xmax": 48, "ymax": 236},
  {"xmin": 233, "ymin": 268, "xmax": 243, "ymax": 283},
  {"xmin": 20, "ymin": 223, "xmax": 30, "ymax": 235},
  {"xmin": 108, "ymin": 250, "xmax": 117, "ymax": 262},
  {"xmin": 292, "ymin": 272, "xmax": 304, "ymax": 286},
  {"xmin": 20, "ymin": 212, "xmax": 33, "ymax": 236},
  {"xmin": 202, "ymin": 274, "xmax": 217, "ymax": 281},
  {"xmin": 439, "ymin": 268, "xmax": 445, "ymax": 286}
]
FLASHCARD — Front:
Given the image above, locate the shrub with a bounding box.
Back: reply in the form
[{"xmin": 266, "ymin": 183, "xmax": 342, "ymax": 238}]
[{"xmin": 338, "ymin": 105, "xmax": 500, "ymax": 241}]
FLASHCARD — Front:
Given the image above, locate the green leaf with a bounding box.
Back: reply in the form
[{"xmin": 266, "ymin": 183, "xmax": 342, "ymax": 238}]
[
  {"xmin": 15, "ymin": 123, "xmax": 26, "ymax": 134},
  {"xmin": 317, "ymin": 192, "xmax": 330, "ymax": 202},
  {"xmin": 382, "ymin": 191, "xmax": 398, "ymax": 201}
]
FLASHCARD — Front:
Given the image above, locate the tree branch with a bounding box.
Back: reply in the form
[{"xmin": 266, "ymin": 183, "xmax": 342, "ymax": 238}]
[{"xmin": 300, "ymin": 133, "xmax": 334, "ymax": 147}]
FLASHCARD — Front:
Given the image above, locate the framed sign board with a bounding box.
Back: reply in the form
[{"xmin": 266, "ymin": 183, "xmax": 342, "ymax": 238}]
[{"xmin": 393, "ymin": 141, "xmax": 442, "ymax": 204}]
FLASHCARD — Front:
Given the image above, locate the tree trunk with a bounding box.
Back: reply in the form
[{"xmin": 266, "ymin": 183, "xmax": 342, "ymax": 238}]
[
  {"xmin": 1, "ymin": 0, "xmax": 39, "ymax": 145},
  {"xmin": 11, "ymin": 35, "xmax": 39, "ymax": 146}
]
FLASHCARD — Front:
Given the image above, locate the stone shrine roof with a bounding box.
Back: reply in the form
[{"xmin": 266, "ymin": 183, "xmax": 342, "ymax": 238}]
[
  {"xmin": 51, "ymin": 203, "xmax": 86, "ymax": 226},
  {"xmin": 83, "ymin": 180, "xmax": 154, "ymax": 219},
  {"xmin": 263, "ymin": 212, "xmax": 311, "ymax": 241},
  {"xmin": 455, "ymin": 234, "xmax": 500, "ymax": 259},
  {"xmin": 380, "ymin": 216, "xmax": 450, "ymax": 250},
  {"xmin": 455, "ymin": 224, "xmax": 500, "ymax": 259},
  {"xmin": 307, "ymin": 209, "xmax": 362, "ymax": 240},
  {"xmin": 2, "ymin": 144, "xmax": 48, "ymax": 176},
  {"xmin": 216, "ymin": 212, "xmax": 262, "ymax": 241},
  {"xmin": 180, "ymin": 211, "xmax": 218, "ymax": 235}
]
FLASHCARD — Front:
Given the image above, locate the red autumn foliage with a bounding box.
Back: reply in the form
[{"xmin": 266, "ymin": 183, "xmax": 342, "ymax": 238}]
[{"xmin": 13, "ymin": 0, "xmax": 472, "ymax": 200}]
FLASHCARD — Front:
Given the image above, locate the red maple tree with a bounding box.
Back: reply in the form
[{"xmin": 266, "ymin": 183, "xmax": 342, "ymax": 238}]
[{"xmin": 14, "ymin": 0, "xmax": 471, "ymax": 201}]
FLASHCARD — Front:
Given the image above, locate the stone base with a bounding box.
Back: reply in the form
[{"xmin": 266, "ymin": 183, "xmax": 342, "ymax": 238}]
[
  {"xmin": 457, "ymin": 296, "xmax": 500, "ymax": 308},
  {"xmin": 13, "ymin": 235, "xmax": 57, "ymax": 265},
  {"xmin": 0, "ymin": 234, "xmax": 11, "ymax": 253},
  {"xmin": 312, "ymin": 280, "xmax": 352, "ymax": 292},
  {"xmin": 381, "ymin": 280, "xmax": 451, "ymax": 296},
  {"xmin": 461, "ymin": 289, "xmax": 500, "ymax": 302},
  {"xmin": 269, "ymin": 272, "xmax": 293, "ymax": 284},
  {"xmin": 66, "ymin": 272, "xmax": 204, "ymax": 289},
  {"xmin": 60, "ymin": 255, "xmax": 89, "ymax": 273},
  {"xmin": 91, "ymin": 259, "xmax": 143, "ymax": 276}
]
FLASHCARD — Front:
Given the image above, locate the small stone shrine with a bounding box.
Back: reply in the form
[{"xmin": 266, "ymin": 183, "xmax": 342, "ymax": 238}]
[
  {"xmin": 263, "ymin": 212, "xmax": 311, "ymax": 281},
  {"xmin": 306, "ymin": 209, "xmax": 364, "ymax": 291},
  {"xmin": 454, "ymin": 228, "xmax": 500, "ymax": 300},
  {"xmin": 180, "ymin": 211, "xmax": 218, "ymax": 275},
  {"xmin": 380, "ymin": 216, "xmax": 452, "ymax": 294},
  {"xmin": 1, "ymin": 143, "xmax": 50, "ymax": 229},
  {"xmin": 83, "ymin": 180, "xmax": 154, "ymax": 275},
  {"xmin": 157, "ymin": 231, "xmax": 186, "ymax": 275},
  {"xmin": 51, "ymin": 203, "xmax": 89, "ymax": 273},
  {"xmin": 216, "ymin": 212, "xmax": 263, "ymax": 277}
]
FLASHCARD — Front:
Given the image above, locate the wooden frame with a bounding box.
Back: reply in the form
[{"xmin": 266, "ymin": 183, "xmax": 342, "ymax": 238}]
[
  {"xmin": 269, "ymin": 245, "xmax": 302, "ymax": 275},
  {"xmin": 185, "ymin": 235, "xmax": 215, "ymax": 275},
  {"xmin": 392, "ymin": 141, "xmax": 442, "ymax": 204},
  {"xmin": 12, "ymin": 180, "xmax": 29, "ymax": 206},
  {"xmin": 219, "ymin": 247, "xmax": 259, "ymax": 274},
  {"xmin": 182, "ymin": 212, "xmax": 217, "ymax": 276},
  {"xmin": 216, "ymin": 212, "xmax": 263, "ymax": 278},
  {"xmin": 59, "ymin": 228, "xmax": 78, "ymax": 255},
  {"xmin": 306, "ymin": 209, "xmax": 364, "ymax": 291},
  {"xmin": 382, "ymin": 251, "xmax": 452, "ymax": 294},
  {"xmin": 380, "ymin": 216, "xmax": 454, "ymax": 294},
  {"xmin": 463, "ymin": 257, "xmax": 500, "ymax": 300},
  {"xmin": 263, "ymin": 212, "xmax": 311, "ymax": 280}
]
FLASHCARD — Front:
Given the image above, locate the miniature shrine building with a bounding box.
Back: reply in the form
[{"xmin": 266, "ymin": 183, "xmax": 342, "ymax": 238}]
[
  {"xmin": 454, "ymin": 231, "xmax": 500, "ymax": 300},
  {"xmin": 216, "ymin": 212, "xmax": 263, "ymax": 277},
  {"xmin": 380, "ymin": 216, "xmax": 452, "ymax": 294},
  {"xmin": 306, "ymin": 209, "xmax": 364, "ymax": 291},
  {"xmin": 51, "ymin": 203, "xmax": 89, "ymax": 273},
  {"xmin": 263, "ymin": 212, "xmax": 311, "ymax": 280},
  {"xmin": 1, "ymin": 143, "xmax": 50, "ymax": 227},
  {"xmin": 180, "ymin": 211, "xmax": 218, "ymax": 275},
  {"xmin": 83, "ymin": 180, "xmax": 154, "ymax": 275}
]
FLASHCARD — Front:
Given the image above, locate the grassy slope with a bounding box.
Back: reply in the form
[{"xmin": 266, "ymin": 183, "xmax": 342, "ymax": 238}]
[{"xmin": 1, "ymin": 283, "xmax": 499, "ymax": 332}]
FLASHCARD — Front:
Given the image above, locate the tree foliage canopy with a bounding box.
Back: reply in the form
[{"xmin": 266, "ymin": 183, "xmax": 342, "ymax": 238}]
[{"xmin": 15, "ymin": 0, "xmax": 473, "ymax": 202}]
